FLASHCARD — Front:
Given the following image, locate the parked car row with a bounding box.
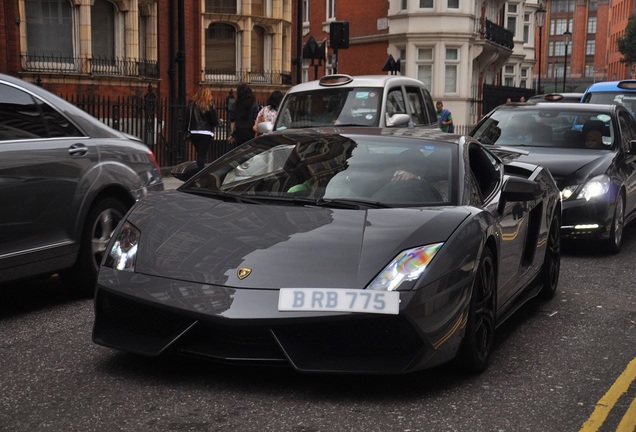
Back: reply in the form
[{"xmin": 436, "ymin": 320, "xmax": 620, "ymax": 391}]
[{"xmin": 2, "ymin": 72, "xmax": 635, "ymax": 377}]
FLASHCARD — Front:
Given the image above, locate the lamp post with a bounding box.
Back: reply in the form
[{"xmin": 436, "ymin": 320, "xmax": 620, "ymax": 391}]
[
  {"xmin": 562, "ymin": 30, "xmax": 572, "ymax": 92},
  {"xmin": 535, "ymin": 5, "xmax": 546, "ymax": 94}
]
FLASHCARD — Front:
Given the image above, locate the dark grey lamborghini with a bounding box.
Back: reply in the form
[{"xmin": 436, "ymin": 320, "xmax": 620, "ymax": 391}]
[{"xmin": 93, "ymin": 127, "xmax": 561, "ymax": 374}]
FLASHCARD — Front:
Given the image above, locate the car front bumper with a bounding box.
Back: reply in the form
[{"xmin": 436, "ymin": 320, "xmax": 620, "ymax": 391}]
[
  {"xmin": 560, "ymin": 196, "xmax": 614, "ymax": 240},
  {"xmin": 92, "ymin": 267, "xmax": 472, "ymax": 374}
]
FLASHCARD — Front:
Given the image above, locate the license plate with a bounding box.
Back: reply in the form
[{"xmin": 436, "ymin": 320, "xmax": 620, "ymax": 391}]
[{"xmin": 278, "ymin": 288, "xmax": 400, "ymax": 315}]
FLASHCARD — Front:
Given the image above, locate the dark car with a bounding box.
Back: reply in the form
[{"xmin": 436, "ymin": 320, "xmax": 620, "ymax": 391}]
[
  {"xmin": 0, "ymin": 73, "xmax": 164, "ymax": 294},
  {"xmin": 470, "ymin": 102, "xmax": 636, "ymax": 253},
  {"xmin": 93, "ymin": 127, "xmax": 561, "ymax": 375}
]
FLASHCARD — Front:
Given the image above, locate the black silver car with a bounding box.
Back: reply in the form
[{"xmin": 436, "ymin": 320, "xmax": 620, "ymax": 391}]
[
  {"xmin": 0, "ymin": 73, "xmax": 163, "ymax": 294},
  {"xmin": 471, "ymin": 102, "xmax": 636, "ymax": 253},
  {"xmin": 93, "ymin": 127, "xmax": 561, "ymax": 374}
]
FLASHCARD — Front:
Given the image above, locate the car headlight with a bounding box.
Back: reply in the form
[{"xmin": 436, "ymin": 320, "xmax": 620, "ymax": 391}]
[
  {"xmin": 104, "ymin": 221, "xmax": 140, "ymax": 271},
  {"xmin": 562, "ymin": 175, "xmax": 610, "ymax": 201},
  {"xmin": 366, "ymin": 243, "xmax": 443, "ymax": 291}
]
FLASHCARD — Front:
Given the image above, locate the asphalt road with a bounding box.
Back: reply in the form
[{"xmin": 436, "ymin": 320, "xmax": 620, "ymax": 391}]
[{"xmin": 1, "ymin": 197, "xmax": 635, "ymax": 431}]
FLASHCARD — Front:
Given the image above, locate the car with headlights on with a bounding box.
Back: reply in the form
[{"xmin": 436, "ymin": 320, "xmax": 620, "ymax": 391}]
[
  {"xmin": 261, "ymin": 74, "xmax": 438, "ymax": 132},
  {"xmin": 470, "ymin": 102, "xmax": 636, "ymax": 253},
  {"xmin": 0, "ymin": 73, "xmax": 163, "ymax": 294},
  {"xmin": 93, "ymin": 127, "xmax": 561, "ymax": 375}
]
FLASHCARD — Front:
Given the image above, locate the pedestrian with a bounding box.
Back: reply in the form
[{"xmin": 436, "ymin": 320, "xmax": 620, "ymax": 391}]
[
  {"xmin": 228, "ymin": 83, "xmax": 260, "ymax": 147},
  {"xmin": 436, "ymin": 101, "xmax": 454, "ymax": 133},
  {"xmin": 185, "ymin": 86, "xmax": 220, "ymax": 171},
  {"xmin": 253, "ymin": 90, "xmax": 283, "ymax": 135}
]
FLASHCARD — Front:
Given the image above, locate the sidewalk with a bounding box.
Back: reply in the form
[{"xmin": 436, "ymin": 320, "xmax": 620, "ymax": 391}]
[{"xmin": 160, "ymin": 167, "xmax": 183, "ymax": 191}]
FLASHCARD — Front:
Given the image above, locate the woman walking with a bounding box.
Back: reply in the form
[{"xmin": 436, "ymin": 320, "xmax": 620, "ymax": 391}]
[
  {"xmin": 228, "ymin": 83, "xmax": 259, "ymax": 147},
  {"xmin": 186, "ymin": 86, "xmax": 219, "ymax": 171},
  {"xmin": 253, "ymin": 90, "xmax": 283, "ymax": 135}
]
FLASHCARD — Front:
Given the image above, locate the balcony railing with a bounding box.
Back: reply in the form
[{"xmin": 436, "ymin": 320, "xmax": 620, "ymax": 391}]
[
  {"xmin": 21, "ymin": 54, "xmax": 159, "ymax": 78},
  {"xmin": 203, "ymin": 69, "xmax": 292, "ymax": 85},
  {"xmin": 484, "ymin": 19, "xmax": 514, "ymax": 50}
]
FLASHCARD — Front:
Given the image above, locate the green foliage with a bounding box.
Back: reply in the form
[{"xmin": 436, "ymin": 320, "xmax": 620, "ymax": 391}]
[{"xmin": 617, "ymin": 14, "xmax": 636, "ymax": 65}]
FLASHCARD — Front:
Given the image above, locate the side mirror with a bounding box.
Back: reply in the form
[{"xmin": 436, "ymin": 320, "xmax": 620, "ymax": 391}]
[
  {"xmin": 386, "ymin": 113, "xmax": 411, "ymax": 127},
  {"xmin": 257, "ymin": 121, "xmax": 274, "ymax": 134},
  {"xmin": 501, "ymin": 177, "xmax": 540, "ymax": 202}
]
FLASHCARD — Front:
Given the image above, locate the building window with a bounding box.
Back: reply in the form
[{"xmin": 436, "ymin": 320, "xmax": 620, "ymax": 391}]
[
  {"xmin": 585, "ymin": 64, "xmax": 594, "ymax": 77},
  {"xmin": 588, "ymin": 17, "xmax": 597, "ymax": 34},
  {"xmin": 399, "ymin": 48, "xmax": 406, "ymax": 75},
  {"xmin": 447, "ymin": 0, "xmax": 459, "ymax": 8},
  {"xmin": 303, "ymin": 0, "xmax": 309, "ymax": 24},
  {"xmin": 205, "ymin": 0, "xmax": 237, "ymax": 14},
  {"xmin": 420, "ymin": 0, "xmax": 433, "ymax": 8},
  {"xmin": 206, "ymin": 23, "xmax": 236, "ymax": 75},
  {"xmin": 91, "ymin": 0, "xmax": 116, "ymax": 62},
  {"xmin": 327, "ymin": 0, "xmax": 335, "ymax": 20},
  {"xmin": 25, "ymin": 0, "xmax": 74, "ymax": 60},
  {"xmin": 504, "ymin": 64, "xmax": 515, "ymax": 87},
  {"xmin": 551, "ymin": 18, "xmax": 573, "ymax": 36},
  {"xmin": 444, "ymin": 47, "xmax": 458, "ymax": 94},
  {"xmin": 416, "ymin": 48, "xmax": 433, "ymax": 90},
  {"xmin": 549, "ymin": 41, "xmax": 566, "ymax": 57},
  {"xmin": 506, "ymin": 4, "xmax": 518, "ymax": 37},
  {"xmin": 586, "ymin": 40, "xmax": 595, "ymax": 55},
  {"xmin": 251, "ymin": 26, "xmax": 266, "ymax": 74}
]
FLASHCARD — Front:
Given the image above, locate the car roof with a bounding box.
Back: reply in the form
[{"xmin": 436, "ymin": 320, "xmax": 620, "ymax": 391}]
[
  {"xmin": 584, "ymin": 80, "xmax": 636, "ymax": 92},
  {"xmin": 285, "ymin": 74, "xmax": 429, "ymax": 94},
  {"xmin": 528, "ymin": 93, "xmax": 583, "ymax": 102},
  {"xmin": 494, "ymin": 102, "xmax": 617, "ymax": 113}
]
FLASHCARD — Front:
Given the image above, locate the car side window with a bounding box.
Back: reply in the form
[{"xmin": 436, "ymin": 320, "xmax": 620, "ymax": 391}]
[
  {"xmin": 405, "ymin": 86, "xmax": 427, "ymax": 125},
  {"xmin": 469, "ymin": 144, "xmax": 501, "ymax": 199},
  {"xmin": 618, "ymin": 111, "xmax": 636, "ymax": 152},
  {"xmin": 0, "ymin": 83, "xmax": 82, "ymax": 141},
  {"xmin": 386, "ymin": 88, "xmax": 407, "ymax": 117},
  {"xmin": 0, "ymin": 83, "xmax": 47, "ymax": 140}
]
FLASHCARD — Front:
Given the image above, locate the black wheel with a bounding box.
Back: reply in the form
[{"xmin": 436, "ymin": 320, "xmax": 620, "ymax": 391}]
[
  {"xmin": 457, "ymin": 247, "xmax": 497, "ymax": 373},
  {"xmin": 538, "ymin": 211, "xmax": 561, "ymax": 300},
  {"xmin": 62, "ymin": 197, "xmax": 129, "ymax": 296},
  {"xmin": 605, "ymin": 193, "xmax": 624, "ymax": 254}
]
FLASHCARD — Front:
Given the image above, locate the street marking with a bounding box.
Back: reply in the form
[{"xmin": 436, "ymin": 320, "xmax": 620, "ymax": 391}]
[{"xmin": 579, "ymin": 357, "xmax": 636, "ymax": 432}]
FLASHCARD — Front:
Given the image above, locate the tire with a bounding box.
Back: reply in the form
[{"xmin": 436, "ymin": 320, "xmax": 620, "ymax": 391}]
[
  {"xmin": 605, "ymin": 193, "xmax": 624, "ymax": 254},
  {"xmin": 538, "ymin": 211, "xmax": 561, "ymax": 300},
  {"xmin": 457, "ymin": 247, "xmax": 497, "ymax": 373},
  {"xmin": 62, "ymin": 197, "xmax": 129, "ymax": 296}
]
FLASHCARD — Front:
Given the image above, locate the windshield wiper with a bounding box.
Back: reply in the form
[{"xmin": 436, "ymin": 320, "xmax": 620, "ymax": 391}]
[
  {"xmin": 314, "ymin": 198, "xmax": 389, "ymax": 209},
  {"xmin": 181, "ymin": 189, "xmax": 264, "ymax": 205}
]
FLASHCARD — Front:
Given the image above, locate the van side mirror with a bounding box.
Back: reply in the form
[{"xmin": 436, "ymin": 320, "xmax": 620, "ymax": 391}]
[{"xmin": 386, "ymin": 113, "xmax": 411, "ymax": 127}]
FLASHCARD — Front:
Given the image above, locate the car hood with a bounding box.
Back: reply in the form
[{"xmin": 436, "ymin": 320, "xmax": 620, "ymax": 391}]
[
  {"xmin": 127, "ymin": 191, "xmax": 470, "ymax": 289},
  {"xmin": 506, "ymin": 147, "xmax": 613, "ymax": 186}
]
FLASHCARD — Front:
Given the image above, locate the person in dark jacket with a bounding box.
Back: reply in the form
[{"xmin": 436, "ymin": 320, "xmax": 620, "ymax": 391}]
[
  {"xmin": 228, "ymin": 83, "xmax": 259, "ymax": 147},
  {"xmin": 186, "ymin": 86, "xmax": 220, "ymax": 170}
]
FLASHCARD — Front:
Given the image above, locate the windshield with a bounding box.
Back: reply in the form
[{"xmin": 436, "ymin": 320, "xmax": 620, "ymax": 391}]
[
  {"xmin": 585, "ymin": 91, "xmax": 636, "ymax": 115},
  {"xmin": 471, "ymin": 108, "xmax": 615, "ymax": 150},
  {"xmin": 275, "ymin": 87, "xmax": 382, "ymax": 130},
  {"xmin": 183, "ymin": 134, "xmax": 457, "ymax": 207}
]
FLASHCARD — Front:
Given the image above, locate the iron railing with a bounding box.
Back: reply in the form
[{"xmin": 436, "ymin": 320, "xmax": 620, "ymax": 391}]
[{"xmin": 21, "ymin": 54, "xmax": 159, "ymax": 78}]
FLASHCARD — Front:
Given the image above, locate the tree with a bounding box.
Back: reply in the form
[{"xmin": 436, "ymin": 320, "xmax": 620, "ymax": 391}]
[{"xmin": 617, "ymin": 14, "xmax": 636, "ymax": 76}]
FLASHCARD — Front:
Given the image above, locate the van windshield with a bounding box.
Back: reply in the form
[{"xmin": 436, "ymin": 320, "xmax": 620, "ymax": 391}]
[{"xmin": 275, "ymin": 88, "xmax": 382, "ymax": 130}]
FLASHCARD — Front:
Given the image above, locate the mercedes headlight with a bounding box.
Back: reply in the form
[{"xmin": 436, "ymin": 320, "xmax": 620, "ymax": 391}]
[
  {"xmin": 562, "ymin": 175, "xmax": 610, "ymax": 201},
  {"xmin": 104, "ymin": 221, "xmax": 140, "ymax": 271},
  {"xmin": 367, "ymin": 243, "xmax": 443, "ymax": 291}
]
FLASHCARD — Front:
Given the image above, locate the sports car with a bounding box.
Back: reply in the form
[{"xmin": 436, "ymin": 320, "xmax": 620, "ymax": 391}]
[
  {"xmin": 93, "ymin": 127, "xmax": 561, "ymax": 374},
  {"xmin": 470, "ymin": 102, "xmax": 636, "ymax": 253}
]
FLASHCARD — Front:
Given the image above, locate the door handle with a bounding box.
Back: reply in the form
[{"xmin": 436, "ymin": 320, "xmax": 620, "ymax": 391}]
[{"xmin": 68, "ymin": 143, "xmax": 88, "ymax": 156}]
